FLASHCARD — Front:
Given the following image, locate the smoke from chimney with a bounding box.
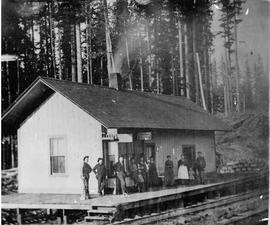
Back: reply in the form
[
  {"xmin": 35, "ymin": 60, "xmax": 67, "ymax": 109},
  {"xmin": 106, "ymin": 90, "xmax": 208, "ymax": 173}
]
[{"xmin": 109, "ymin": 73, "xmax": 122, "ymax": 90}]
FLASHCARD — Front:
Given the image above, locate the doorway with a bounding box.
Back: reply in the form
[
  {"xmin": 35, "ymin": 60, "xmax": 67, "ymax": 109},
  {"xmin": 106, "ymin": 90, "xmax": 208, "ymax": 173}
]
[
  {"xmin": 144, "ymin": 143, "xmax": 155, "ymax": 162},
  {"xmin": 182, "ymin": 145, "xmax": 196, "ymax": 169}
]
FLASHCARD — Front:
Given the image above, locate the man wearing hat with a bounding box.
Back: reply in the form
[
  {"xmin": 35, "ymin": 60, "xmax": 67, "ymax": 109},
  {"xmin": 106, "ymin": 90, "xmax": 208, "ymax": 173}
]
[
  {"xmin": 114, "ymin": 155, "xmax": 128, "ymax": 196},
  {"xmin": 93, "ymin": 158, "xmax": 107, "ymax": 195},
  {"xmin": 195, "ymin": 151, "xmax": 206, "ymax": 184},
  {"xmin": 81, "ymin": 156, "xmax": 92, "ymax": 200}
]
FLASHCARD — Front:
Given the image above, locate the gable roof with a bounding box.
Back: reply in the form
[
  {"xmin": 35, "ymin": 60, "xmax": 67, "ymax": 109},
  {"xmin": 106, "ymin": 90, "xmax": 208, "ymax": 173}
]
[{"xmin": 2, "ymin": 77, "xmax": 231, "ymax": 132}]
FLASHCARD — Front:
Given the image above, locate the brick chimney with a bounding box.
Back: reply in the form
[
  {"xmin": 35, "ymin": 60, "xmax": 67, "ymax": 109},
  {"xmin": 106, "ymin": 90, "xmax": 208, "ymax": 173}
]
[{"xmin": 109, "ymin": 73, "xmax": 122, "ymax": 90}]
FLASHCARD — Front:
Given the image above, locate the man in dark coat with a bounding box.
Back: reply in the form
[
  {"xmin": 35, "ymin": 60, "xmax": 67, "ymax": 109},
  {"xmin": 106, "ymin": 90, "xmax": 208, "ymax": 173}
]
[
  {"xmin": 114, "ymin": 155, "xmax": 128, "ymax": 196},
  {"xmin": 93, "ymin": 158, "xmax": 106, "ymax": 195},
  {"xmin": 129, "ymin": 157, "xmax": 139, "ymax": 190},
  {"xmin": 164, "ymin": 155, "xmax": 174, "ymax": 186},
  {"xmin": 195, "ymin": 151, "xmax": 206, "ymax": 184},
  {"xmin": 81, "ymin": 156, "xmax": 92, "ymax": 200},
  {"xmin": 137, "ymin": 156, "xmax": 147, "ymax": 192}
]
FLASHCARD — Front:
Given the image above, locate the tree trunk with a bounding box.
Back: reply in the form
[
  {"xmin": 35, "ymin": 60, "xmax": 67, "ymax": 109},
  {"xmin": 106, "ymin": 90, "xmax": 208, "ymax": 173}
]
[
  {"xmin": 196, "ymin": 53, "xmax": 207, "ymax": 110},
  {"xmin": 178, "ymin": 20, "xmax": 184, "ymax": 96},
  {"xmin": 208, "ymin": 52, "xmax": 214, "ymax": 114},
  {"xmin": 139, "ymin": 32, "xmax": 144, "ymax": 92},
  {"xmin": 75, "ymin": 22, "xmax": 82, "ymax": 83},
  {"xmin": 171, "ymin": 48, "xmax": 176, "ymax": 96},
  {"xmin": 56, "ymin": 26, "xmax": 63, "ymax": 80},
  {"xmin": 103, "ymin": 0, "xmax": 115, "ymax": 75},
  {"xmin": 234, "ymin": 12, "xmax": 240, "ymax": 112},
  {"xmin": 203, "ymin": 25, "xmax": 210, "ymax": 111},
  {"xmin": 86, "ymin": 5, "xmax": 93, "ymax": 84},
  {"xmin": 70, "ymin": 24, "xmax": 76, "ymax": 82},
  {"xmin": 125, "ymin": 32, "xmax": 132, "ymax": 89},
  {"xmin": 6, "ymin": 62, "xmax": 12, "ymax": 105},
  {"xmin": 16, "ymin": 59, "xmax": 20, "ymax": 95},
  {"xmin": 224, "ymin": 76, "xmax": 228, "ymax": 116},
  {"xmin": 146, "ymin": 22, "xmax": 152, "ymax": 90},
  {"xmin": 184, "ymin": 23, "xmax": 190, "ymax": 99},
  {"xmin": 48, "ymin": 2, "xmax": 56, "ymax": 78},
  {"xmin": 192, "ymin": 16, "xmax": 199, "ymax": 103},
  {"xmin": 44, "ymin": 11, "xmax": 50, "ymax": 77}
]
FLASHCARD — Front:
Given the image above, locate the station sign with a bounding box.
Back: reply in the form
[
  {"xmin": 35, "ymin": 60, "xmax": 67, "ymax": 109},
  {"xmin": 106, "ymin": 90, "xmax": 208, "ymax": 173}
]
[
  {"xmin": 137, "ymin": 132, "xmax": 152, "ymax": 141},
  {"xmin": 102, "ymin": 133, "xmax": 119, "ymax": 141},
  {"xmin": 118, "ymin": 134, "xmax": 133, "ymax": 143}
]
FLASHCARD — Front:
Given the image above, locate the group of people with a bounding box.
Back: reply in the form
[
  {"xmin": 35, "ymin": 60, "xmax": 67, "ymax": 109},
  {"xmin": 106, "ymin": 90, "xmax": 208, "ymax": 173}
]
[
  {"xmin": 164, "ymin": 152, "xmax": 206, "ymax": 187},
  {"xmin": 80, "ymin": 151, "xmax": 206, "ymax": 200},
  {"xmin": 115, "ymin": 155, "xmax": 159, "ymax": 196}
]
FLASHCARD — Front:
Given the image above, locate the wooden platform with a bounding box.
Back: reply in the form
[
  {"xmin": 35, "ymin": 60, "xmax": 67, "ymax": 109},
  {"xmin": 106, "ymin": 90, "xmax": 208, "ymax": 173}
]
[
  {"xmin": 1, "ymin": 183, "xmax": 217, "ymax": 210},
  {"xmin": 2, "ymin": 171, "xmax": 268, "ymax": 212},
  {"xmin": 2, "ymin": 172, "xmax": 266, "ymax": 212}
]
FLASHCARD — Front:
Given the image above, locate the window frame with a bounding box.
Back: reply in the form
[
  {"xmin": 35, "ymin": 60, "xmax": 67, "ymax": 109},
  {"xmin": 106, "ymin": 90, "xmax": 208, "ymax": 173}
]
[{"xmin": 48, "ymin": 135, "xmax": 68, "ymax": 177}]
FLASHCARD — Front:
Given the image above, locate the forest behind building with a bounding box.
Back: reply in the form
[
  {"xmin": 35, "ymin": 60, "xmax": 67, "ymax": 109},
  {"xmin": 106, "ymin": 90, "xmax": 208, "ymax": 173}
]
[{"xmin": 1, "ymin": 0, "xmax": 269, "ymax": 115}]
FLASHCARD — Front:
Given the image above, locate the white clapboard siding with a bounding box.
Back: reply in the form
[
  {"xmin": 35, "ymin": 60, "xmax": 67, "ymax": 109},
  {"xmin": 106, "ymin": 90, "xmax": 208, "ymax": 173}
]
[
  {"xmin": 146, "ymin": 130, "xmax": 215, "ymax": 176},
  {"xmin": 18, "ymin": 92, "xmax": 102, "ymax": 194}
]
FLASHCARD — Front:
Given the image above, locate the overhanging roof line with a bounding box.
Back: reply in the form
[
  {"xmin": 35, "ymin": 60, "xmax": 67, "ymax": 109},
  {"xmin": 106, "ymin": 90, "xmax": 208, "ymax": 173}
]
[
  {"xmin": 2, "ymin": 77, "xmax": 43, "ymax": 120},
  {"xmin": 2, "ymin": 77, "xmax": 231, "ymax": 131}
]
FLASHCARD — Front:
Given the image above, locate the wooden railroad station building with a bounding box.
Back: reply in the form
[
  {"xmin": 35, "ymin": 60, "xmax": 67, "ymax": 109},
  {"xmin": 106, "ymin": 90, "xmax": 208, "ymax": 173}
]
[{"xmin": 2, "ymin": 76, "xmax": 230, "ymax": 194}]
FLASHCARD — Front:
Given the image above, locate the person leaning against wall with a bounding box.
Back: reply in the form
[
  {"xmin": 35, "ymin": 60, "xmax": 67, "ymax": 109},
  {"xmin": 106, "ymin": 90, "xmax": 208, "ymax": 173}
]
[{"xmin": 80, "ymin": 156, "xmax": 92, "ymax": 200}]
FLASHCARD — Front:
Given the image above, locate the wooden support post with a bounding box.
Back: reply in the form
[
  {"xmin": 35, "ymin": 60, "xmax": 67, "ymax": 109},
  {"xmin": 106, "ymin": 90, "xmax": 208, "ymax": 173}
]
[
  {"xmin": 10, "ymin": 136, "xmax": 15, "ymax": 168},
  {"xmin": 63, "ymin": 209, "xmax": 67, "ymax": 225},
  {"xmin": 113, "ymin": 178, "xmax": 117, "ymax": 195},
  {"xmin": 17, "ymin": 208, "xmax": 22, "ymax": 225},
  {"xmin": 47, "ymin": 208, "xmax": 50, "ymax": 215}
]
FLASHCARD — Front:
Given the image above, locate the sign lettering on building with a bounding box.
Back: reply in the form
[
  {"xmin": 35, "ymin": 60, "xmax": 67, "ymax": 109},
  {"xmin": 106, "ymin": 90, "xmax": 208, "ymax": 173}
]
[{"xmin": 137, "ymin": 132, "xmax": 152, "ymax": 141}]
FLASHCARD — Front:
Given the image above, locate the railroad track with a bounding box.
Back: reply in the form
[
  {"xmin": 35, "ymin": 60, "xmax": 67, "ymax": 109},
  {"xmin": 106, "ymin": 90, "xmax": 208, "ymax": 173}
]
[{"xmin": 112, "ymin": 189, "xmax": 268, "ymax": 225}]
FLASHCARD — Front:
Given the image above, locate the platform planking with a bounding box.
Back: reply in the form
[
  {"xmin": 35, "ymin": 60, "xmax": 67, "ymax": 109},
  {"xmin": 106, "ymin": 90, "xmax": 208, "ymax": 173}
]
[
  {"xmin": 2, "ymin": 172, "xmax": 267, "ymax": 211},
  {"xmin": 1, "ymin": 183, "xmax": 219, "ymax": 210}
]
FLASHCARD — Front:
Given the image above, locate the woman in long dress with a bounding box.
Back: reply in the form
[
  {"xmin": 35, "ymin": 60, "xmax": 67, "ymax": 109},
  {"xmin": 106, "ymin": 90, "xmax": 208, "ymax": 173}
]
[
  {"xmin": 137, "ymin": 157, "xmax": 147, "ymax": 192},
  {"xmin": 148, "ymin": 157, "xmax": 159, "ymax": 189},
  {"xmin": 178, "ymin": 160, "xmax": 189, "ymax": 181},
  {"xmin": 164, "ymin": 155, "xmax": 174, "ymax": 186},
  {"xmin": 129, "ymin": 157, "xmax": 139, "ymax": 190}
]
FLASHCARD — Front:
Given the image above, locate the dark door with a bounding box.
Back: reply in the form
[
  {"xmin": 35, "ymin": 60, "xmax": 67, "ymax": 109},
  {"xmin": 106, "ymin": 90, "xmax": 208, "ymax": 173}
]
[
  {"xmin": 144, "ymin": 143, "xmax": 155, "ymax": 162},
  {"xmin": 182, "ymin": 145, "xmax": 196, "ymax": 169}
]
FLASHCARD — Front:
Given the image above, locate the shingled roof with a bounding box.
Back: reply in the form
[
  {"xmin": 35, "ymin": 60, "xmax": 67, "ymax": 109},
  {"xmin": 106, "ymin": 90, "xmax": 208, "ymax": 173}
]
[{"xmin": 2, "ymin": 77, "xmax": 231, "ymax": 131}]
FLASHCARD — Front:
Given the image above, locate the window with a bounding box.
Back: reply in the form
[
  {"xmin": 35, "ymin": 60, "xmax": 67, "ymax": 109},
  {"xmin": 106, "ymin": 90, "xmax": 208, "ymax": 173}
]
[{"xmin": 50, "ymin": 137, "xmax": 66, "ymax": 175}]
